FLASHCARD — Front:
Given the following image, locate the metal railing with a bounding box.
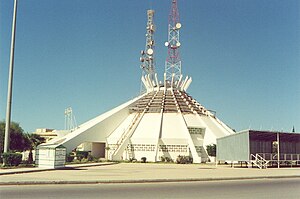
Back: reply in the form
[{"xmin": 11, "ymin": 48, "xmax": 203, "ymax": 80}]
[
  {"xmin": 256, "ymin": 153, "xmax": 300, "ymax": 161},
  {"xmin": 111, "ymin": 112, "xmax": 142, "ymax": 157},
  {"xmin": 250, "ymin": 154, "xmax": 269, "ymax": 169}
]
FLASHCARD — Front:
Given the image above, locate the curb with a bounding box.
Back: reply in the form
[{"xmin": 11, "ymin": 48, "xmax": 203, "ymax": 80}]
[
  {"xmin": 0, "ymin": 168, "xmax": 53, "ymax": 176},
  {"xmin": 68, "ymin": 162, "xmax": 118, "ymax": 169},
  {"xmin": 0, "ymin": 162, "xmax": 117, "ymax": 176},
  {"xmin": 0, "ymin": 175, "xmax": 299, "ymax": 186}
]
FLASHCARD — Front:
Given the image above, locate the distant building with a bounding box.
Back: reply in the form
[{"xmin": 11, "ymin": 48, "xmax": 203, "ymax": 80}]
[
  {"xmin": 33, "ymin": 128, "xmax": 70, "ymax": 142},
  {"xmin": 33, "ymin": 128, "xmax": 56, "ymax": 142}
]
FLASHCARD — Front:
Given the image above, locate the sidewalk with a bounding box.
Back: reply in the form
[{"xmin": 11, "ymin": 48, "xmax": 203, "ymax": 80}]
[
  {"xmin": 0, "ymin": 163, "xmax": 299, "ymax": 185},
  {"xmin": 0, "ymin": 162, "xmax": 116, "ymax": 175}
]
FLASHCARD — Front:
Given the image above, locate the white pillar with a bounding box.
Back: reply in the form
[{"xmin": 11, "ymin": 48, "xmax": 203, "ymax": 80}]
[
  {"xmin": 180, "ymin": 76, "xmax": 189, "ymax": 91},
  {"xmin": 141, "ymin": 76, "xmax": 149, "ymax": 91},
  {"xmin": 155, "ymin": 73, "xmax": 159, "ymax": 91},
  {"xmin": 176, "ymin": 74, "xmax": 183, "ymax": 89},
  {"xmin": 171, "ymin": 73, "xmax": 175, "ymax": 88},
  {"xmin": 146, "ymin": 74, "xmax": 153, "ymax": 91},
  {"xmin": 164, "ymin": 73, "xmax": 167, "ymax": 91},
  {"xmin": 183, "ymin": 77, "xmax": 192, "ymax": 91}
]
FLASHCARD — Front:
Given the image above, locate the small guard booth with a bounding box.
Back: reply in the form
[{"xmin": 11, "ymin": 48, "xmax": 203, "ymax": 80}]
[
  {"xmin": 217, "ymin": 130, "xmax": 300, "ymax": 168},
  {"xmin": 36, "ymin": 144, "xmax": 66, "ymax": 168}
]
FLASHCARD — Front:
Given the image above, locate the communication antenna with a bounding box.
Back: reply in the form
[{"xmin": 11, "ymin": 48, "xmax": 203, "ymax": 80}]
[
  {"xmin": 140, "ymin": 9, "xmax": 156, "ymax": 92},
  {"xmin": 64, "ymin": 107, "xmax": 77, "ymax": 132},
  {"xmin": 165, "ymin": 0, "xmax": 182, "ymax": 85}
]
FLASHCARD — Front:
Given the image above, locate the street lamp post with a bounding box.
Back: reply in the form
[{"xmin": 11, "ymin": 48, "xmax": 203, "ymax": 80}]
[{"xmin": 3, "ymin": 0, "xmax": 18, "ymax": 153}]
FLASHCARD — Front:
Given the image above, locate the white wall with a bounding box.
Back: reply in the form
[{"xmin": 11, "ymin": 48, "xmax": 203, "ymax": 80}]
[
  {"xmin": 131, "ymin": 113, "xmax": 161, "ymax": 140},
  {"xmin": 161, "ymin": 113, "xmax": 187, "ymax": 139},
  {"xmin": 217, "ymin": 131, "xmax": 250, "ymax": 162}
]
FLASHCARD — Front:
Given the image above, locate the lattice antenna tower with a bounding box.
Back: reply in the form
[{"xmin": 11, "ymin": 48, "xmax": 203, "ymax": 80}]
[
  {"xmin": 140, "ymin": 10, "xmax": 156, "ymax": 92},
  {"xmin": 64, "ymin": 107, "xmax": 77, "ymax": 132},
  {"xmin": 164, "ymin": 0, "xmax": 182, "ymax": 84}
]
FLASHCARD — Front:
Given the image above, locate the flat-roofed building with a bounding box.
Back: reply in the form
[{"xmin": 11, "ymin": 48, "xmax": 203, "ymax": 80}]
[
  {"xmin": 33, "ymin": 128, "xmax": 70, "ymax": 142},
  {"xmin": 217, "ymin": 130, "xmax": 300, "ymax": 168}
]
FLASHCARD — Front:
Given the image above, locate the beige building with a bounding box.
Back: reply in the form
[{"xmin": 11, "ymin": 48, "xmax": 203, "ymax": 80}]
[{"xmin": 33, "ymin": 128, "xmax": 70, "ymax": 142}]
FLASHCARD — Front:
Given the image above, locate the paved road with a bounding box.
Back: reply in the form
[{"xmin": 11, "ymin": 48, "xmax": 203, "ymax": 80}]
[{"xmin": 1, "ymin": 178, "xmax": 299, "ymax": 199}]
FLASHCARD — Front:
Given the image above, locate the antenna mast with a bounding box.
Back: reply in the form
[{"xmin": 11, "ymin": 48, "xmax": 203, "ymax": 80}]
[
  {"xmin": 140, "ymin": 10, "xmax": 156, "ymax": 91},
  {"xmin": 165, "ymin": 0, "xmax": 182, "ymax": 85},
  {"xmin": 64, "ymin": 107, "xmax": 77, "ymax": 132}
]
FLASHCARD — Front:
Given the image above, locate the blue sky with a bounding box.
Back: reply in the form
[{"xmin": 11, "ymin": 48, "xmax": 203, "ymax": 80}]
[{"xmin": 0, "ymin": 0, "xmax": 299, "ymax": 133}]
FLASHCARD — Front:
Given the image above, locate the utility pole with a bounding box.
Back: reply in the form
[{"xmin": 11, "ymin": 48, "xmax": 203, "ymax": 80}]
[{"xmin": 4, "ymin": 0, "xmax": 18, "ymax": 153}]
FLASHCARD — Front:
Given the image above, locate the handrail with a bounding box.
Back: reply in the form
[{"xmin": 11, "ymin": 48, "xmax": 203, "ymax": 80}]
[
  {"xmin": 111, "ymin": 112, "xmax": 142, "ymax": 157},
  {"xmin": 256, "ymin": 153, "xmax": 300, "ymax": 161},
  {"xmin": 116, "ymin": 113, "xmax": 140, "ymax": 146},
  {"xmin": 250, "ymin": 153, "xmax": 269, "ymax": 169},
  {"xmin": 111, "ymin": 91, "xmax": 158, "ymax": 158}
]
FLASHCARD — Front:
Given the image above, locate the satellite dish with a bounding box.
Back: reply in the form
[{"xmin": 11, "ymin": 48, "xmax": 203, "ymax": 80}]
[
  {"xmin": 176, "ymin": 42, "xmax": 181, "ymax": 47},
  {"xmin": 141, "ymin": 50, "xmax": 145, "ymax": 55},
  {"xmin": 150, "ymin": 25, "xmax": 155, "ymax": 31},
  {"xmin": 140, "ymin": 57, "xmax": 144, "ymax": 62},
  {"xmin": 149, "ymin": 40, "xmax": 154, "ymax": 46},
  {"xmin": 147, "ymin": 48, "xmax": 153, "ymax": 55},
  {"xmin": 164, "ymin": 42, "xmax": 169, "ymax": 47},
  {"xmin": 175, "ymin": 23, "xmax": 181, "ymax": 29}
]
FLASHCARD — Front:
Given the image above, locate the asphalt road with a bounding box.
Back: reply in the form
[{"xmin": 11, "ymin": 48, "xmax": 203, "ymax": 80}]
[{"xmin": 1, "ymin": 178, "xmax": 299, "ymax": 199}]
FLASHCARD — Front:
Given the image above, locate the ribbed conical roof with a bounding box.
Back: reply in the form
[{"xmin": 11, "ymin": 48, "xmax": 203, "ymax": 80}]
[{"xmin": 129, "ymin": 88, "xmax": 209, "ymax": 115}]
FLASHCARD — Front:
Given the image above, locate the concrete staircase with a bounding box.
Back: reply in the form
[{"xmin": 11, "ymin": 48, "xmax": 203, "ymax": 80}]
[{"xmin": 111, "ymin": 112, "xmax": 143, "ymax": 160}]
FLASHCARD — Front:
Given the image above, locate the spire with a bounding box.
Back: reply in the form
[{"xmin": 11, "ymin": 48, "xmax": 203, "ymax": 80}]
[{"xmin": 164, "ymin": 0, "xmax": 182, "ymax": 85}]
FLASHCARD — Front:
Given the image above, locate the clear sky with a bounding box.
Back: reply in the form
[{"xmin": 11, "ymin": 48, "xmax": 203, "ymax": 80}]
[{"xmin": 0, "ymin": 0, "xmax": 299, "ymax": 133}]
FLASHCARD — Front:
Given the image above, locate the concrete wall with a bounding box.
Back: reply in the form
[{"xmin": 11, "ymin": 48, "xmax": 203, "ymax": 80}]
[
  {"xmin": 131, "ymin": 113, "xmax": 161, "ymax": 140},
  {"xmin": 162, "ymin": 113, "xmax": 188, "ymax": 139},
  {"xmin": 92, "ymin": 142, "xmax": 105, "ymax": 158},
  {"xmin": 157, "ymin": 139, "xmax": 189, "ymax": 161}
]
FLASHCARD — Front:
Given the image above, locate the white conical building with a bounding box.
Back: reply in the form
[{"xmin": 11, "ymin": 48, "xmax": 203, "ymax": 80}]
[
  {"xmin": 37, "ymin": 1, "xmax": 234, "ymax": 168},
  {"xmin": 39, "ymin": 79, "xmax": 233, "ymax": 165},
  {"xmin": 106, "ymin": 75, "xmax": 234, "ymax": 163}
]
